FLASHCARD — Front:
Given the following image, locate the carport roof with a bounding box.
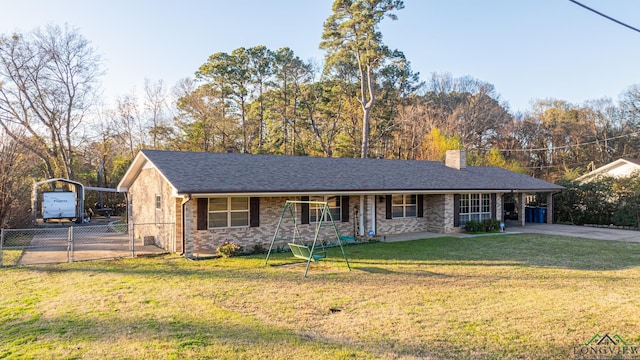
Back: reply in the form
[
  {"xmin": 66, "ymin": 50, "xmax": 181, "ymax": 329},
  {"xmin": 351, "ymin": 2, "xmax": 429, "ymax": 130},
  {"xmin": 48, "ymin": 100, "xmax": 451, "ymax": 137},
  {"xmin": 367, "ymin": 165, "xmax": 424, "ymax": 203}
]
[{"xmin": 117, "ymin": 150, "xmax": 564, "ymax": 195}]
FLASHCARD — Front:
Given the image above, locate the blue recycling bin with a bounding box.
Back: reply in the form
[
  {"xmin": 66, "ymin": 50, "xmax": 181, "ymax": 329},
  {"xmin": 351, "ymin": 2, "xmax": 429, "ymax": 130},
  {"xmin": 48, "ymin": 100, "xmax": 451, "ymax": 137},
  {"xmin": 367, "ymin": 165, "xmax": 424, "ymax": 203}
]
[
  {"xmin": 533, "ymin": 207, "xmax": 540, "ymax": 223},
  {"xmin": 525, "ymin": 207, "xmax": 534, "ymax": 223},
  {"xmin": 538, "ymin": 207, "xmax": 547, "ymax": 223}
]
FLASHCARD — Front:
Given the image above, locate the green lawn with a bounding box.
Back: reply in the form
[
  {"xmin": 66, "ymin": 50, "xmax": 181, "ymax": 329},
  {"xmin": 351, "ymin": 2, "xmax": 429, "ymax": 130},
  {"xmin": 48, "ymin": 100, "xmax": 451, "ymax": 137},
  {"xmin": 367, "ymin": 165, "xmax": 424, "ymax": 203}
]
[{"xmin": 1, "ymin": 234, "xmax": 640, "ymax": 359}]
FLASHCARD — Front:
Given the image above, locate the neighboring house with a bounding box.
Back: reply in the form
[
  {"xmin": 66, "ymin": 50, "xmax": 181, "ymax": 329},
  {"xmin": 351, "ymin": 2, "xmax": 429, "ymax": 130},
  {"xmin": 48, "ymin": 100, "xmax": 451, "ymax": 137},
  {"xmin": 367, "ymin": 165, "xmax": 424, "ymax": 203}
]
[
  {"xmin": 117, "ymin": 149, "xmax": 563, "ymax": 257},
  {"xmin": 576, "ymin": 158, "xmax": 640, "ymax": 183}
]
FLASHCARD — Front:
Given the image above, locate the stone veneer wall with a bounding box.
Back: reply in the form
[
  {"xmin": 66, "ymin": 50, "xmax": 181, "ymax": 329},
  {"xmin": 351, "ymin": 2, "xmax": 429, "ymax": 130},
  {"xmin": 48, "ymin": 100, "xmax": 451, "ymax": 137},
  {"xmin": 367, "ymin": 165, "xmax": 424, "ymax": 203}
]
[
  {"xmin": 374, "ymin": 195, "xmax": 430, "ymax": 235},
  {"xmin": 425, "ymin": 194, "xmax": 451, "ymax": 233},
  {"xmin": 426, "ymin": 193, "xmax": 503, "ymax": 233},
  {"xmin": 188, "ymin": 196, "xmax": 359, "ymax": 255},
  {"xmin": 128, "ymin": 167, "xmax": 176, "ymax": 251}
]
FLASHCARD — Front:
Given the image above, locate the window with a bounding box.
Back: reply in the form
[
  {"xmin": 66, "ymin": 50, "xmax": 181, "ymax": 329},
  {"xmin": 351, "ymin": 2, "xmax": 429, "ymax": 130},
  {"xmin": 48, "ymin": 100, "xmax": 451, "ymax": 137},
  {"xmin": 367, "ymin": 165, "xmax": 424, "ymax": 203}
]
[
  {"xmin": 208, "ymin": 197, "xmax": 249, "ymax": 228},
  {"xmin": 155, "ymin": 195, "xmax": 161, "ymax": 210},
  {"xmin": 309, "ymin": 195, "xmax": 341, "ymax": 222},
  {"xmin": 458, "ymin": 193, "xmax": 491, "ymax": 225},
  {"xmin": 392, "ymin": 194, "xmax": 417, "ymax": 218}
]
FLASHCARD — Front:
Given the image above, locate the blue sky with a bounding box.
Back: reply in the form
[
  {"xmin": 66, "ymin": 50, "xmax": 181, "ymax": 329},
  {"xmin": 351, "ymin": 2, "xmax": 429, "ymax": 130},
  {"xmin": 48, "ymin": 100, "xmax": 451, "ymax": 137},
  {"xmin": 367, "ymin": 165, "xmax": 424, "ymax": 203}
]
[{"xmin": 1, "ymin": 0, "xmax": 640, "ymax": 113}]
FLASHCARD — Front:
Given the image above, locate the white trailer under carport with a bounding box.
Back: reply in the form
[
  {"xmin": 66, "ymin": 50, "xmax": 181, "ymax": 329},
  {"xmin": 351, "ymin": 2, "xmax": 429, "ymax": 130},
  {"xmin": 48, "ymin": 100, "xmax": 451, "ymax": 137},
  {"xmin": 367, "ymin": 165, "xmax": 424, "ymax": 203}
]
[
  {"xmin": 42, "ymin": 191, "xmax": 77, "ymax": 221},
  {"xmin": 32, "ymin": 178, "xmax": 123, "ymax": 224}
]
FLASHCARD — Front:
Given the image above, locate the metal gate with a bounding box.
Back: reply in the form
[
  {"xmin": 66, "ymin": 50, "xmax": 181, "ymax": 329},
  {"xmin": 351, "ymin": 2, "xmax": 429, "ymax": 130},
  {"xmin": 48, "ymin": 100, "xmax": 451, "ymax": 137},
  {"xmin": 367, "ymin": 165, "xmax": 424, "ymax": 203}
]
[{"xmin": 0, "ymin": 223, "xmax": 171, "ymax": 266}]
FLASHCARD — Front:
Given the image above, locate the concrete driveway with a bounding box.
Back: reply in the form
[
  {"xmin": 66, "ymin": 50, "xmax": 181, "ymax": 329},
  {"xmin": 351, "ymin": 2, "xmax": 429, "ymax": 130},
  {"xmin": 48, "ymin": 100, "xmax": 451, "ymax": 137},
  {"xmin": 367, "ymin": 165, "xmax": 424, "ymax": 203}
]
[{"xmin": 508, "ymin": 222, "xmax": 640, "ymax": 243}]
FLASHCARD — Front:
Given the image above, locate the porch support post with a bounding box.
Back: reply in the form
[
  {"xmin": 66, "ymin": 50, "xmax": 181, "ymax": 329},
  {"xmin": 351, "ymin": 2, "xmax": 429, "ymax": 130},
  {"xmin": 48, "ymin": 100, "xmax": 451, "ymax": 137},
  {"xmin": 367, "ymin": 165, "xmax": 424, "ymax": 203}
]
[
  {"xmin": 359, "ymin": 196, "xmax": 365, "ymax": 236},
  {"xmin": 366, "ymin": 195, "xmax": 376, "ymax": 236},
  {"xmin": 546, "ymin": 193, "xmax": 553, "ymax": 224},
  {"xmin": 183, "ymin": 200, "xmax": 194, "ymax": 259},
  {"xmin": 518, "ymin": 192, "xmax": 526, "ymax": 227}
]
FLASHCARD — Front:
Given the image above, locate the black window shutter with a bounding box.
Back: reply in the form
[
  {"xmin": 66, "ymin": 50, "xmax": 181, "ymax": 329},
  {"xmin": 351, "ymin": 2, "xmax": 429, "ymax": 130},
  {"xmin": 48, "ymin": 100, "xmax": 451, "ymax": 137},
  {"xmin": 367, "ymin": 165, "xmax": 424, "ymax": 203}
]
[
  {"xmin": 417, "ymin": 194, "xmax": 424, "ymax": 218},
  {"xmin": 301, "ymin": 196, "xmax": 309, "ymax": 224},
  {"xmin": 491, "ymin": 193, "xmax": 497, "ymax": 220},
  {"xmin": 341, "ymin": 196, "xmax": 349, "ymax": 222},
  {"xmin": 385, "ymin": 195, "xmax": 392, "ymax": 219},
  {"xmin": 250, "ymin": 197, "xmax": 260, "ymax": 227},
  {"xmin": 197, "ymin": 198, "xmax": 208, "ymax": 230},
  {"xmin": 453, "ymin": 194, "xmax": 460, "ymax": 227}
]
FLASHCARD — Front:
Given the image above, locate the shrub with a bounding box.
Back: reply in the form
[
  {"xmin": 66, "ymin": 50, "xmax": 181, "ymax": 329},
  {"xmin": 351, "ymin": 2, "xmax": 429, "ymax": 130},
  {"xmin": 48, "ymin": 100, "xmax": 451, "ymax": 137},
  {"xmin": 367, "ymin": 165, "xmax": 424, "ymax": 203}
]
[
  {"xmin": 252, "ymin": 244, "xmax": 267, "ymax": 255},
  {"xmin": 464, "ymin": 220, "xmax": 482, "ymax": 233},
  {"xmin": 465, "ymin": 219, "xmax": 501, "ymax": 233},
  {"xmin": 482, "ymin": 219, "xmax": 502, "ymax": 232},
  {"xmin": 216, "ymin": 240, "xmax": 243, "ymax": 258}
]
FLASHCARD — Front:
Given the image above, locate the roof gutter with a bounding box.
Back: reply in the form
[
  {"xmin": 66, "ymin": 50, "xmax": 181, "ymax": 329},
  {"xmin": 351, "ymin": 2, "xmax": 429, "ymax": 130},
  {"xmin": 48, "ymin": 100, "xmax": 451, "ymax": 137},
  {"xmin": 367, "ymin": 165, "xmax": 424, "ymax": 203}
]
[{"xmin": 175, "ymin": 189, "xmax": 564, "ymax": 197}]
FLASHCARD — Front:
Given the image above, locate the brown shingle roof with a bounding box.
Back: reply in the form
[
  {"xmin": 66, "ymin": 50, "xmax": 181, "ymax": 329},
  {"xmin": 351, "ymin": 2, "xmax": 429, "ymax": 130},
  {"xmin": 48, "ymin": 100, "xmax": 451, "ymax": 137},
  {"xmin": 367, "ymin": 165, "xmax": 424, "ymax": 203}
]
[{"xmin": 138, "ymin": 150, "xmax": 563, "ymax": 194}]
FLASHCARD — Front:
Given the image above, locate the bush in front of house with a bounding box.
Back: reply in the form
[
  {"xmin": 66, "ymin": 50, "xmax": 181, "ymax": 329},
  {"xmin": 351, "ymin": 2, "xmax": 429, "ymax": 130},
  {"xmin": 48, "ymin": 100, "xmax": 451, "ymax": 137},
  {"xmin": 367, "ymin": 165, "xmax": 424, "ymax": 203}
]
[
  {"xmin": 465, "ymin": 219, "xmax": 502, "ymax": 233},
  {"xmin": 464, "ymin": 220, "xmax": 482, "ymax": 233},
  {"xmin": 216, "ymin": 240, "xmax": 243, "ymax": 258},
  {"xmin": 252, "ymin": 244, "xmax": 267, "ymax": 254},
  {"xmin": 482, "ymin": 219, "xmax": 502, "ymax": 232}
]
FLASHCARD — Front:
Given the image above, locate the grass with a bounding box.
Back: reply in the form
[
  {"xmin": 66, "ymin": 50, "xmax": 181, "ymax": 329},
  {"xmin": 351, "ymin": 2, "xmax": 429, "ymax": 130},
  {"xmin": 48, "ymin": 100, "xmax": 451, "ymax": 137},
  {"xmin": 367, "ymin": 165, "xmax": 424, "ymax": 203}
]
[
  {"xmin": 1, "ymin": 233, "xmax": 640, "ymax": 359},
  {"xmin": 2, "ymin": 231, "xmax": 33, "ymax": 247},
  {"xmin": 0, "ymin": 250, "xmax": 23, "ymax": 266},
  {"xmin": 1, "ymin": 230, "xmax": 32, "ymax": 266}
]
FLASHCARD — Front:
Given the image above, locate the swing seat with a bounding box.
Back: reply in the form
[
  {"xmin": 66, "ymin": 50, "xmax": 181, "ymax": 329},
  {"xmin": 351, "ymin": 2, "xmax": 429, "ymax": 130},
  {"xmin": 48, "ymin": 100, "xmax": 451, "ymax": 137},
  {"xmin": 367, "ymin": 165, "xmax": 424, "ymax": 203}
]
[
  {"xmin": 339, "ymin": 235, "xmax": 356, "ymax": 243},
  {"xmin": 288, "ymin": 243, "xmax": 326, "ymax": 262}
]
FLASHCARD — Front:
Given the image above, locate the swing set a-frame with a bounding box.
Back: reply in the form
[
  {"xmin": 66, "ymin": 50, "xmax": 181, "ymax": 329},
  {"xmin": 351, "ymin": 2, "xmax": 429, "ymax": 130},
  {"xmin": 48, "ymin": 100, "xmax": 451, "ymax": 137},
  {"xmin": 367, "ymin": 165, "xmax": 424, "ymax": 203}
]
[{"xmin": 263, "ymin": 200, "xmax": 351, "ymax": 277}]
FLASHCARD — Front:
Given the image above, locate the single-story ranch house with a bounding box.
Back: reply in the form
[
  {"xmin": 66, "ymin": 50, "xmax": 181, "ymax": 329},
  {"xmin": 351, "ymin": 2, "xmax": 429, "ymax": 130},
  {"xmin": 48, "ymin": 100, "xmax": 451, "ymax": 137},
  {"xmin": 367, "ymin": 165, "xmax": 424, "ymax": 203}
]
[{"xmin": 117, "ymin": 149, "xmax": 563, "ymax": 257}]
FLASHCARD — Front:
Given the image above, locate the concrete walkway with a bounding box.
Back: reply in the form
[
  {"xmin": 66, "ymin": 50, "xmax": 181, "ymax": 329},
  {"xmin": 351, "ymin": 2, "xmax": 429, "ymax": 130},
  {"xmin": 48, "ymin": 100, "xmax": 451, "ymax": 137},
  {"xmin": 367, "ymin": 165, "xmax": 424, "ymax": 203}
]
[
  {"xmin": 507, "ymin": 222, "xmax": 640, "ymax": 243},
  {"xmin": 379, "ymin": 223, "xmax": 640, "ymax": 243}
]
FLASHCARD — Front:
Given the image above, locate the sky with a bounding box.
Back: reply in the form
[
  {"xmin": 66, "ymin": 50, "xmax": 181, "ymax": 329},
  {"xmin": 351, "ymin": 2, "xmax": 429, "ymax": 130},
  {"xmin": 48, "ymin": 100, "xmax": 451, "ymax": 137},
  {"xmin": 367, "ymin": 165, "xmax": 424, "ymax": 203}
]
[{"xmin": 1, "ymin": 0, "xmax": 640, "ymax": 113}]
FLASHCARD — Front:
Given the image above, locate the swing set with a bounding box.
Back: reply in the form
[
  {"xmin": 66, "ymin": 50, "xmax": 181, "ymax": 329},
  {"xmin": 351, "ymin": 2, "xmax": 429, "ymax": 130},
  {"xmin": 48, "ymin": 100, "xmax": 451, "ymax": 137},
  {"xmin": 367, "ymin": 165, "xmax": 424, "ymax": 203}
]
[{"xmin": 263, "ymin": 200, "xmax": 351, "ymax": 277}]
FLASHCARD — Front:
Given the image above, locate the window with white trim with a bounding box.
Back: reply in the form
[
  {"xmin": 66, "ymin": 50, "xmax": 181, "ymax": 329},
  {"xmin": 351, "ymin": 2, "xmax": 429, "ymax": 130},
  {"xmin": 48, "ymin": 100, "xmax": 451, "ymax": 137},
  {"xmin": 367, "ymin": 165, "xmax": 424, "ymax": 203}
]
[
  {"xmin": 392, "ymin": 194, "xmax": 417, "ymax": 218},
  {"xmin": 208, "ymin": 197, "xmax": 249, "ymax": 228},
  {"xmin": 309, "ymin": 195, "xmax": 341, "ymax": 222},
  {"xmin": 459, "ymin": 193, "xmax": 491, "ymax": 225}
]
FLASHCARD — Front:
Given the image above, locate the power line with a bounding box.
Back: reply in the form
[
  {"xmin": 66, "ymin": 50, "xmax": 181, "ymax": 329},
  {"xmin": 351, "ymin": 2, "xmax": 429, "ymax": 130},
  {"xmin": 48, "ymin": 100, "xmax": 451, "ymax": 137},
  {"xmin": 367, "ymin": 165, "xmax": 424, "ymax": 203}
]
[
  {"xmin": 497, "ymin": 131, "xmax": 640, "ymax": 152},
  {"xmin": 568, "ymin": 0, "xmax": 640, "ymax": 34}
]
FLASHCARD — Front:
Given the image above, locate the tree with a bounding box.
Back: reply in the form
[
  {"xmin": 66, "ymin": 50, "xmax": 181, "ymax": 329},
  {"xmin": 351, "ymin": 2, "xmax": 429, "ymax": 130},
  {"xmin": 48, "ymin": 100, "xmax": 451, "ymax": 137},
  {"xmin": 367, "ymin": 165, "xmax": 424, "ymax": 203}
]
[
  {"xmin": 0, "ymin": 129, "xmax": 35, "ymax": 227},
  {"xmin": 271, "ymin": 47, "xmax": 313, "ymax": 155},
  {"xmin": 298, "ymin": 79, "xmax": 349, "ymax": 157},
  {"xmin": 0, "ymin": 25, "xmax": 102, "ymax": 179},
  {"xmin": 467, "ymin": 147, "xmax": 526, "ymax": 173},
  {"xmin": 246, "ymin": 46, "xmax": 274, "ymax": 152},
  {"xmin": 421, "ymin": 127, "xmax": 462, "ymax": 161},
  {"xmin": 321, "ymin": 0, "xmax": 405, "ymax": 158},
  {"xmin": 371, "ymin": 54, "xmax": 422, "ymax": 158},
  {"xmin": 174, "ymin": 78, "xmax": 234, "ymax": 152},
  {"xmin": 195, "ymin": 52, "xmax": 236, "ymax": 151},
  {"xmin": 420, "ymin": 73, "xmax": 511, "ymax": 150},
  {"xmin": 227, "ymin": 48, "xmax": 252, "ymax": 153},
  {"xmin": 144, "ymin": 78, "xmax": 172, "ymax": 149},
  {"xmin": 112, "ymin": 92, "xmax": 145, "ymax": 158}
]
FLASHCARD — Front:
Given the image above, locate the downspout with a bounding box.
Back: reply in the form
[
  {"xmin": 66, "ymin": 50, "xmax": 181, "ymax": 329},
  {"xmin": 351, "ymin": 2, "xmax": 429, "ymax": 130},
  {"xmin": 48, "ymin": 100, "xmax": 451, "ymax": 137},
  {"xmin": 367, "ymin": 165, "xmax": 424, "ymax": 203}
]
[
  {"xmin": 359, "ymin": 196, "xmax": 365, "ymax": 236},
  {"xmin": 180, "ymin": 195, "xmax": 192, "ymax": 255},
  {"xmin": 371, "ymin": 195, "xmax": 376, "ymax": 235}
]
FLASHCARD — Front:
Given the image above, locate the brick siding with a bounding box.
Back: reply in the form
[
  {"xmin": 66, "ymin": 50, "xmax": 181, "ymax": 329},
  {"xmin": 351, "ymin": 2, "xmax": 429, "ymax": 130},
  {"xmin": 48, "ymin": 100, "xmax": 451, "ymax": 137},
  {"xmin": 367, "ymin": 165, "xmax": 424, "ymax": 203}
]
[{"xmin": 189, "ymin": 196, "xmax": 359, "ymax": 256}]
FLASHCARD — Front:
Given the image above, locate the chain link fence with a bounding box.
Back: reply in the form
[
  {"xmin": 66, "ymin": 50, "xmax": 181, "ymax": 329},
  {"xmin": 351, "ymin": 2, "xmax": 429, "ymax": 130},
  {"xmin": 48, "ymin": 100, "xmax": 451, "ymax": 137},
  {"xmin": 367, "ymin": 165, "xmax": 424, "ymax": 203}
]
[{"xmin": 0, "ymin": 222, "xmax": 172, "ymax": 266}]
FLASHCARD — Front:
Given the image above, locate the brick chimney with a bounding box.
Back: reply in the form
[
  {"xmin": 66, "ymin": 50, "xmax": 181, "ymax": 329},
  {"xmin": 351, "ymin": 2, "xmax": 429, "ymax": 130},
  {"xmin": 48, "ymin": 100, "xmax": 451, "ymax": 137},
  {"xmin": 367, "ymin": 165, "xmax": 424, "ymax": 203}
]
[{"xmin": 445, "ymin": 150, "xmax": 466, "ymax": 170}]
